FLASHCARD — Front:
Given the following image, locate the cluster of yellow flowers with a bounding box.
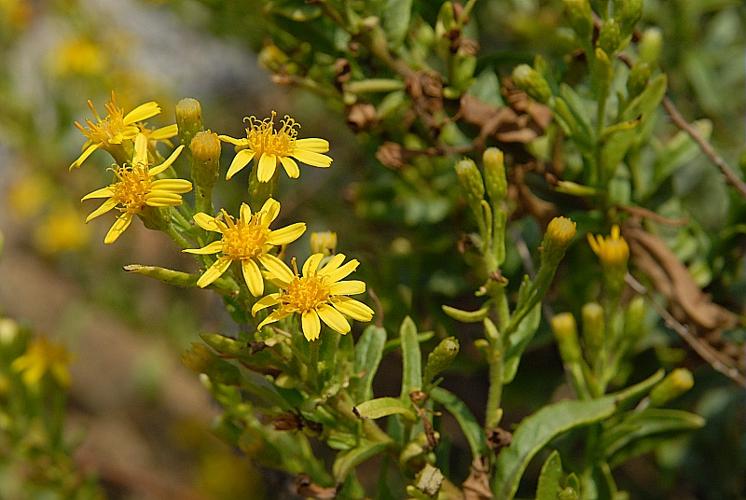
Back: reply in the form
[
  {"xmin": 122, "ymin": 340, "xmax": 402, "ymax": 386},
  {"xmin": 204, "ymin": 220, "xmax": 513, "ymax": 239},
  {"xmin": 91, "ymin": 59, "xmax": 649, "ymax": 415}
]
[{"xmin": 71, "ymin": 93, "xmax": 371, "ymax": 342}]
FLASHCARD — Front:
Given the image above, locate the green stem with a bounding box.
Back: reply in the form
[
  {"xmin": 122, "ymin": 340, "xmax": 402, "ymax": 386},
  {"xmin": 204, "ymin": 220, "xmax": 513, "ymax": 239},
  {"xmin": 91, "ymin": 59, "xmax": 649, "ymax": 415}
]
[{"xmin": 484, "ymin": 335, "xmax": 504, "ymax": 430}]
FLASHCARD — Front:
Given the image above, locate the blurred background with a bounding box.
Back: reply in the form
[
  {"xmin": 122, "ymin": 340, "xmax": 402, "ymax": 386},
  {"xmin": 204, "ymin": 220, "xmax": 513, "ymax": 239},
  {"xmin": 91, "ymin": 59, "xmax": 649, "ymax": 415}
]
[{"xmin": 0, "ymin": 0, "xmax": 745, "ymax": 498}]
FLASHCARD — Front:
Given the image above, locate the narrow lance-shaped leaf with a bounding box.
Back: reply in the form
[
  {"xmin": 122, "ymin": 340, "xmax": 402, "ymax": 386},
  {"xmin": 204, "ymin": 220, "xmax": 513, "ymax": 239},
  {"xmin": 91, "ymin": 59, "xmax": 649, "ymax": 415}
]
[
  {"xmin": 354, "ymin": 397, "xmax": 417, "ymax": 421},
  {"xmin": 383, "ymin": 0, "xmax": 412, "ymax": 49},
  {"xmin": 333, "ymin": 441, "xmax": 389, "ymax": 483},
  {"xmin": 352, "ymin": 325, "xmax": 387, "ymax": 403},
  {"xmin": 535, "ymin": 450, "xmax": 563, "ymax": 500},
  {"xmin": 399, "ymin": 316, "xmax": 422, "ymax": 399}
]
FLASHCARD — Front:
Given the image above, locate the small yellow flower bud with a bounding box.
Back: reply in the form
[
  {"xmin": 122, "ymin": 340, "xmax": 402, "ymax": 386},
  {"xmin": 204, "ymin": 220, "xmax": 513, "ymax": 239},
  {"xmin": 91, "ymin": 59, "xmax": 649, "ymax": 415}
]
[
  {"xmin": 639, "ymin": 28, "xmax": 663, "ymax": 65},
  {"xmin": 258, "ymin": 44, "xmax": 289, "ymax": 73},
  {"xmin": 624, "ymin": 296, "xmax": 646, "ymax": 342},
  {"xmin": 649, "ymin": 368, "xmax": 694, "ymax": 407},
  {"xmin": 546, "ymin": 216, "xmax": 577, "ymax": 247},
  {"xmin": 190, "ymin": 131, "xmax": 221, "ymax": 212},
  {"xmin": 581, "ymin": 302, "xmax": 605, "ymax": 362},
  {"xmin": 512, "ymin": 64, "xmax": 552, "ymax": 103},
  {"xmin": 175, "ymin": 97, "xmax": 203, "ymax": 147},
  {"xmin": 483, "ymin": 147, "xmax": 507, "ymax": 202},
  {"xmin": 455, "ymin": 158, "xmax": 485, "ymax": 201},
  {"xmin": 190, "ymin": 130, "xmax": 221, "ymax": 163},
  {"xmin": 551, "ymin": 313, "xmax": 582, "ymax": 363},
  {"xmin": 310, "ymin": 231, "xmax": 338, "ymax": 256},
  {"xmin": 587, "ymin": 225, "xmax": 629, "ymax": 268}
]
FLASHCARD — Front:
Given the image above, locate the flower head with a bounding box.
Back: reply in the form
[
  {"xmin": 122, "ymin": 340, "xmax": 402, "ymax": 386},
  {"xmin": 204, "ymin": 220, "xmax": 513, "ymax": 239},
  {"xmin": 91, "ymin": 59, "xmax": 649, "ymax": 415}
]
[
  {"xmin": 310, "ymin": 231, "xmax": 337, "ymax": 256},
  {"xmin": 71, "ymin": 92, "xmax": 177, "ymax": 169},
  {"xmin": 587, "ymin": 224, "xmax": 629, "ymax": 267},
  {"xmin": 81, "ymin": 133, "xmax": 190, "ymax": 244},
  {"xmin": 11, "ymin": 337, "xmax": 72, "ymax": 388},
  {"xmin": 184, "ymin": 199, "xmax": 306, "ymax": 295},
  {"xmin": 219, "ymin": 112, "xmax": 332, "ymax": 182},
  {"xmin": 253, "ymin": 253, "xmax": 374, "ymax": 341}
]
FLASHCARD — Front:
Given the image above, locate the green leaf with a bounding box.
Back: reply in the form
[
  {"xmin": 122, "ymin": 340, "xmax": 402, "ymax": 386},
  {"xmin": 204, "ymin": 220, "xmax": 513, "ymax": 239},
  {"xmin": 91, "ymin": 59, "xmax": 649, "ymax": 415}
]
[
  {"xmin": 442, "ymin": 304, "xmax": 490, "ymax": 323},
  {"xmin": 352, "ymin": 326, "xmax": 387, "ymax": 403},
  {"xmin": 399, "ymin": 316, "xmax": 422, "ymax": 398},
  {"xmin": 354, "ymin": 397, "xmax": 417, "ymax": 421},
  {"xmin": 622, "ymin": 73, "xmax": 667, "ymax": 121},
  {"xmin": 612, "ymin": 370, "xmax": 665, "ymax": 408},
  {"xmin": 430, "ymin": 387, "xmax": 487, "ymax": 458},
  {"xmin": 333, "ymin": 440, "xmax": 389, "ymax": 482},
  {"xmin": 384, "ymin": 330, "xmax": 433, "ymax": 354},
  {"xmin": 535, "ymin": 450, "xmax": 563, "ymax": 500},
  {"xmin": 502, "ymin": 302, "xmax": 541, "ymax": 384},
  {"xmin": 493, "ymin": 397, "xmax": 617, "ymax": 500},
  {"xmin": 383, "ymin": 0, "xmax": 412, "ymax": 49},
  {"xmin": 603, "ymin": 409, "xmax": 705, "ymax": 467}
]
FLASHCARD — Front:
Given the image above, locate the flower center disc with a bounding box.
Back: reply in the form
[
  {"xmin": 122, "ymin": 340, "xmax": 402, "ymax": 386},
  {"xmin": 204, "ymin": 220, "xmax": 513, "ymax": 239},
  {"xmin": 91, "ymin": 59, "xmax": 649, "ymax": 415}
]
[
  {"xmin": 245, "ymin": 114, "xmax": 298, "ymax": 157},
  {"xmin": 112, "ymin": 166, "xmax": 152, "ymax": 213},
  {"xmin": 221, "ymin": 220, "xmax": 267, "ymax": 260},
  {"xmin": 284, "ymin": 276, "xmax": 330, "ymax": 313}
]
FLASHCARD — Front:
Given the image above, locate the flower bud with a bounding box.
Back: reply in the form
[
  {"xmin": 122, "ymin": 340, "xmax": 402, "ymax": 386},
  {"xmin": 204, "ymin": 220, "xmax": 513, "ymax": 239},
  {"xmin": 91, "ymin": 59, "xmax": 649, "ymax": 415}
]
[
  {"xmin": 175, "ymin": 97, "xmax": 203, "ymax": 148},
  {"xmin": 190, "ymin": 131, "xmax": 221, "ymax": 192},
  {"xmin": 624, "ymin": 295, "xmax": 646, "ymax": 343},
  {"xmin": 455, "ymin": 158, "xmax": 484, "ymax": 201},
  {"xmin": 258, "ymin": 43, "xmax": 289, "ymax": 73},
  {"xmin": 581, "ymin": 302, "xmax": 605, "ymax": 362},
  {"xmin": 181, "ymin": 342, "xmax": 214, "ymax": 373},
  {"xmin": 649, "ymin": 368, "xmax": 694, "ymax": 407},
  {"xmin": 613, "ymin": 0, "xmax": 642, "ymax": 36},
  {"xmin": 483, "ymin": 147, "xmax": 507, "ymax": 202},
  {"xmin": 563, "ymin": 0, "xmax": 593, "ymax": 43},
  {"xmin": 543, "ymin": 216, "xmax": 577, "ymax": 257},
  {"xmin": 551, "ymin": 313, "xmax": 582, "ymax": 364},
  {"xmin": 593, "ymin": 48, "xmax": 613, "ymax": 89},
  {"xmin": 598, "ymin": 19, "xmax": 622, "ymax": 54},
  {"xmin": 512, "ymin": 64, "xmax": 552, "ymax": 103},
  {"xmin": 627, "ymin": 62, "xmax": 651, "ymax": 97},
  {"xmin": 423, "ymin": 337, "xmax": 459, "ymax": 384},
  {"xmin": 639, "ymin": 28, "xmax": 662, "ymax": 65},
  {"xmin": 310, "ymin": 231, "xmax": 338, "ymax": 256}
]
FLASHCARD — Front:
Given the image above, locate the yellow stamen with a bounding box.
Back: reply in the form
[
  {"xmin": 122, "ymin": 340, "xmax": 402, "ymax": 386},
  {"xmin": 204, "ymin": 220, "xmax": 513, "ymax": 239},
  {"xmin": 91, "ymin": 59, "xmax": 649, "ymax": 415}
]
[
  {"xmin": 219, "ymin": 211, "xmax": 268, "ymax": 260},
  {"xmin": 244, "ymin": 111, "xmax": 299, "ymax": 158},
  {"xmin": 282, "ymin": 275, "xmax": 331, "ymax": 313},
  {"xmin": 111, "ymin": 165, "xmax": 152, "ymax": 214}
]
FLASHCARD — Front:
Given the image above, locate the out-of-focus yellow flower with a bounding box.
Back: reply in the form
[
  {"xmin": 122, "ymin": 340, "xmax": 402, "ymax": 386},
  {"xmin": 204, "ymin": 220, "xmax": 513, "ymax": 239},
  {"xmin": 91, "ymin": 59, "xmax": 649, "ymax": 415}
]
[
  {"xmin": 53, "ymin": 37, "xmax": 107, "ymax": 77},
  {"xmin": 11, "ymin": 337, "xmax": 72, "ymax": 388},
  {"xmin": 7, "ymin": 173, "xmax": 51, "ymax": 219},
  {"xmin": 34, "ymin": 204, "xmax": 90, "ymax": 254},
  {"xmin": 253, "ymin": 253, "xmax": 373, "ymax": 341},
  {"xmin": 0, "ymin": 0, "xmax": 31, "ymax": 30},
  {"xmin": 310, "ymin": 231, "xmax": 337, "ymax": 256},
  {"xmin": 71, "ymin": 92, "xmax": 176, "ymax": 169},
  {"xmin": 81, "ymin": 133, "xmax": 190, "ymax": 244},
  {"xmin": 184, "ymin": 199, "xmax": 306, "ymax": 295},
  {"xmin": 587, "ymin": 224, "xmax": 629, "ymax": 267},
  {"xmin": 219, "ymin": 112, "xmax": 332, "ymax": 182}
]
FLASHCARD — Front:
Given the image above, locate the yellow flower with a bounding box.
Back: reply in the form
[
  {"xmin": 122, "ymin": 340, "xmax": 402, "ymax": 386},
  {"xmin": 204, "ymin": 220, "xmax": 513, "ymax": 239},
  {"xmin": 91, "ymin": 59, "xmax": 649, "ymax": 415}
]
[
  {"xmin": 310, "ymin": 231, "xmax": 337, "ymax": 256},
  {"xmin": 81, "ymin": 133, "xmax": 191, "ymax": 244},
  {"xmin": 253, "ymin": 253, "xmax": 374, "ymax": 341},
  {"xmin": 184, "ymin": 199, "xmax": 306, "ymax": 295},
  {"xmin": 53, "ymin": 37, "xmax": 106, "ymax": 77},
  {"xmin": 34, "ymin": 204, "xmax": 91, "ymax": 254},
  {"xmin": 11, "ymin": 337, "xmax": 72, "ymax": 388},
  {"xmin": 71, "ymin": 91, "xmax": 177, "ymax": 169},
  {"xmin": 219, "ymin": 112, "xmax": 332, "ymax": 182},
  {"xmin": 587, "ymin": 224, "xmax": 629, "ymax": 267}
]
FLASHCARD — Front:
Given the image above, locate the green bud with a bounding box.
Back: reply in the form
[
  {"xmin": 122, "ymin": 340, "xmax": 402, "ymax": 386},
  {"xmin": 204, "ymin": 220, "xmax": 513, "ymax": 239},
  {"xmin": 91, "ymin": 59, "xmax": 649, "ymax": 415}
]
[
  {"xmin": 649, "ymin": 368, "xmax": 694, "ymax": 406},
  {"xmin": 563, "ymin": 0, "xmax": 594, "ymax": 43},
  {"xmin": 190, "ymin": 130, "xmax": 221, "ymax": 213},
  {"xmin": 483, "ymin": 148, "xmax": 507, "ymax": 202},
  {"xmin": 258, "ymin": 44, "xmax": 288, "ymax": 73},
  {"xmin": 435, "ymin": 2, "xmax": 457, "ymax": 38},
  {"xmin": 624, "ymin": 295, "xmax": 646, "ymax": 343},
  {"xmin": 551, "ymin": 313, "xmax": 582, "ymax": 363},
  {"xmin": 542, "ymin": 216, "xmax": 577, "ymax": 265},
  {"xmin": 512, "ymin": 64, "xmax": 552, "ymax": 103},
  {"xmin": 200, "ymin": 332, "xmax": 244, "ymax": 356},
  {"xmin": 613, "ymin": 0, "xmax": 642, "ymax": 36},
  {"xmin": 451, "ymin": 53, "xmax": 477, "ymax": 92},
  {"xmin": 581, "ymin": 302, "xmax": 605, "ymax": 362},
  {"xmin": 627, "ymin": 61, "xmax": 652, "ymax": 97},
  {"xmin": 182, "ymin": 342, "xmax": 214, "ymax": 373},
  {"xmin": 598, "ymin": 19, "xmax": 622, "ymax": 54},
  {"xmin": 639, "ymin": 28, "xmax": 662, "ymax": 65},
  {"xmin": 175, "ymin": 98, "xmax": 203, "ymax": 148},
  {"xmin": 423, "ymin": 337, "xmax": 460, "ymax": 384},
  {"xmin": 442, "ymin": 304, "xmax": 489, "ymax": 323},
  {"xmin": 593, "ymin": 48, "xmax": 613, "ymax": 89},
  {"xmin": 455, "ymin": 158, "xmax": 485, "ymax": 201}
]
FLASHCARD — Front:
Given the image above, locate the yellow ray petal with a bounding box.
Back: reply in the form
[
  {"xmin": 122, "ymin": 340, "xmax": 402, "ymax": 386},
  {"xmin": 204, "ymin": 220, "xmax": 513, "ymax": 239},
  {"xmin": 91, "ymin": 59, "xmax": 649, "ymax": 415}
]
[
  {"xmin": 197, "ymin": 256, "xmax": 232, "ymax": 288},
  {"xmin": 242, "ymin": 259, "xmax": 264, "ymax": 296},
  {"xmin": 322, "ymin": 259, "xmax": 359, "ymax": 282},
  {"xmin": 226, "ymin": 149, "xmax": 255, "ymax": 180},
  {"xmin": 318, "ymin": 253, "xmax": 346, "ymax": 275},
  {"xmin": 104, "ymin": 212, "xmax": 134, "ymax": 244},
  {"xmin": 218, "ymin": 135, "xmax": 248, "ymax": 147},
  {"xmin": 258, "ymin": 254, "xmax": 294, "ymax": 284},
  {"xmin": 134, "ymin": 133, "xmax": 149, "ymax": 165},
  {"xmin": 331, "ymin": 297, "xmax": 374, "ymax": 321},
  {"xmin": 149, "ymin": 124, "xmax": 178, "ymax": 140},
  {"xmin": 251, "ymin": 293, "xmax": 280, "ymax": 316},
  {"xmin": 317, "ymin": 304, "xmax": 350, "ymax": 334},
  {"xmin": 259, "ymin": 198, "xmax": 280, "ymax": 224},
  {"xmin": 239, "ymin": 203, "xmax": 252, "ymax": 223},
  {"xmin": 183, "ymin": 241, "xmax": 223, "ymax": 255},
  {"xmin": 329, "ymin": 280, "xmax": 366, "ymax": 296},
  {"xmin": 302, "ymin": 310, "xmax": 321, "ymax": 341},
  {"xmin": 279, "ymin": 156, "xmax": 300, "ymax": 178},
  {"xmin": 150, "ymin": 179, "xmax": 193, "ymax": 193},
  {"xmin": 124, "ymin": 101, "xmax": 161, "ymax": 124},
  {"xmin": 149, "ymin": 145, "xmax": 185, "ymax": 176},
  {"xmin": 302, "ymin": 253, "xmax": 324, "ymax": 277},
  {"xmin": 69, "ymin": 143, "xmax": 101, "ymax": 170},
  {"xmin": 257, "ymin": 153, "xmax": 277, "ymax": 182},
  {"xmin": 85, "ymin": 198, "xmax": 117, "ymax": 222},
  {"xmin": 258, "ymin": 309, "xmax": 291, "ymax": 329},
  {"xmin": 267, "ymin": 223, "xmax": 306, "ymax": 246},
  {"xmin": 146, "ymin": 194, "xmax": 183, "ymax": 207},
  {"xmin": 291, "ymin": 149, "xmax": 333, "ymax": 168},
  {"xmin": 81, "ymin": 186, "xmax": 114, "ymax": 201},
  {"xmin": 194, "ymin": 212, "xmax": 222, "ymax": 232},
  {"xmin": 294, "ymin": 137, "xmax": 329, "ymax": 153}
]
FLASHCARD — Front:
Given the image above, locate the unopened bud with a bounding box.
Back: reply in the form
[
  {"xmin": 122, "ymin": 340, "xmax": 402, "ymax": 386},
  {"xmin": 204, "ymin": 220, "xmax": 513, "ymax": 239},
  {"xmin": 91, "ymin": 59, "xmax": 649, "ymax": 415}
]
[
  {"xmin": 181, "ymin": 342, "xmax": 214, "ymax": 373},
  {"xmin": 599, "ymin": 19, "xmax": 622, "ymax": 54},
  {"xmin": 200, "ymin": 332, "xmax": 244, "ymax": 356},
  {"xmin": 593, "ymin": 48, "xmax": 613, "ymax": 88},
  {"xmin": 544, "ymin": 216, "xmax": 577, "ymax": 254},
  {"xmin": 175, "ymin": 98, "xmax": 203, "ymax": 147},
  {"xmin": 581, "ymin": 302, "xmax": 605, "ymax": 362},
  {"xmin": 512, "ymin": 64, "xmax": 552, "ymax": 103},
  {"xmin": 563, "ymin": 0, "xmax": 593, "ymax": 43},
  {"xmin": 627, "ymin": 62, "xmax": 651, "ymax": 97},
  {"xmin": 624, "ymin": 296, "xmax": 646, "ymax": 342},
  {"xmin": 258, "ymin": 44, "xmax": 289, "ymax": 73},
  {"xmin": 613, "ymin": 0, "xmax": 642, "ymax": 36},
  {"xmin": 483, "ymin": 148, "xmax": 507, "ymax": 202},
  {"xmin": 551, "ymin": 313, "xmax": 582, "ymax": 363},
  {"xmin": 310, "ymin": 231, "xmax": 337, "ymax": 256},
  {"xmin": 455, "ymin": 158, "xmax": 485, "ymax": 201},
  {"xmin": 190, "ymin": 131, "xmax": 220, "ymax": 193},
  {"xmin": 423, "ymin": 337, "xmax": 460, "ymax": 384},
  {"xmin": 639, "ymin": 28, "xmax": 662, "ymax": 65},
  {"xmin": 649, "ymin": 368, "xmax": 694, "ymax": 406}
]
